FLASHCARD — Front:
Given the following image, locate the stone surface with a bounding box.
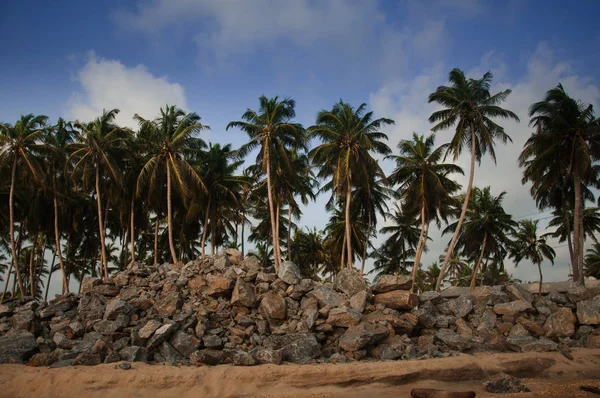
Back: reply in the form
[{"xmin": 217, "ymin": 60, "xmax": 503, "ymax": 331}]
[
  {"xmin": 231, "ymin": 278, "xmax": 257, "ymax": 308},
  {"xmin": 307, "ymin": 286, "xmax": 343, "ymax": 308},
  {"xmin": 146, "ymin": 323, "xmax": 177, "ymax": 351},
  {"xmin": 543, "ymin": 307, "xmax": 576, "ymax": 338},
  {"xmin": 104, "ymin": 298, "xmax": 133, "ymax": 320},
  {"xmin": 334, "ymin": 268, "xmax": 367, "ymax": 296},
  {"xmin": 190, "ymin": 349, "xmax": 225, "ymax": 366},
  {"xmin": 576, "ymin": 295, "xmax": 600, "ymax": 325},
  {"xmin": 170, "ymin": 331, "xmax": 200, "ymax": 357},
  {"xmin": 373, "ymin": 275, "xmax": 412, "ymax": 293},
  {"xmin": 435, "ymin": 329, "xmax": 471, "ymax": 351},
  {"xmin": 374, "ymin": 290, "xmax": 418, "ymax": 310},
  {"xmin": 254, "ymin": 347, "xmax": 283, "ymax": 364},
  {"xmin": 277, "ymin": 261, "xmax": 303, "ymax": 285},
  {"xmin": 449, "ymin": 295, "xmax": 473, "ymax": 318},
  {"xmin": 516, "ymin": 317, "xmax": 545, "ymax": 337},
  {"xmin": 326, "ymin": 307, "xmax": 363, "ymax": 327},
  {"xmin": 493, "ymin": 300, "xmax": 532, "ymax": 316},
  {"xmin": 205, "ymin": 275, "xmax": 233, "ymax": 296},
  {"xmin": 119, "ymin": 346, "xmax": 148, "ymax": 362},
  {"xmin": 280, "ymin": 334, "xmax": 321, "ymax": 364},
  {"xmin": 0, "ymin": 331, "xmax": 38, "ymax": 364},
  {"xmin": 505, "ymin": 284, "xmax": 534, "ymax": 303},
  {"xmin": 138, "ymin": 320, "xmax": 162, "ymax": 339},
  {"xmin": 485, "ymin": 373, "xmax": 531, "ymax": 393},
  {"xmin": 154, "ymin": 291, "xmax": 182, "ymax": 317},
  {"xmin": 349, "ymin": 291, "xmax": 368, "ymax": 313},
  {"xmin": 259, "ymin": 291, "xmax": 287, "ymax": 321},
  {"xmin": 338, "ymin": 322, "xmax": 389, "ymax": 351}
]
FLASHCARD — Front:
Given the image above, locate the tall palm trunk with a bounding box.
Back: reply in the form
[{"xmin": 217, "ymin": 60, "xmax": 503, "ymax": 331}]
[
  {"xmin": 95, "ymin": 166, "xmax": 108, "ymax": 279},
  {"xmin": 470, "ymin": 232, "xmax": 488, "ymax": 291},
  {"xmin": 411, "ymin": 202, "xmax": 428, "ymax": 293},
  {"xmin": 537, "ymin": 261, "xmax": 543, "ymax": 295},
  {"xmin": 287, "ymin": 206, "xmax": 292, "ymax": 261},
  {"xmin": 130, "ymin": 194, "xmax": 136, "ymax": 264},
  {"xmin": 9, "ymin": 156, "xmax": 25, "ymax": 296},
  {"xmin": 573, "ymin": 171, "xmax": 582, "ymax": 285},
  {"xmin": 166, "ymin": 160, "xmax": 178, "ymax": 263},
  {"xmin": 53, "ymin": 172, "xmax": 69, "ymax": 294},
  {"xmin": 241, "ymin": 217, "xmax": 245, "ymax": 257},
  {"xmin": 154, "ymin": 218, "xmax": 159, "ymax": 265},
  {"xmin": 578, "ymin": 204, "xmax": 585, "ymax": 284},
  {"xmin": 275, "ymin": 204, "xmax": 281, "ymax": 262},
  {"xmin": 211, "ymin": 212, "xmax": 217, "ymax": 256},
  {"xmin": 264, "ymin": 144, "xmax": 280, "ymax": 271},
  {"xmin": 44, "ymin": 252, "xmax": 57, "ymax": 303},
  {"xmin": 436, "ymin": 130, "xmax": 477, "ymax": 291},
  {"xmin": 345, "ymin": 176, "xmax": 353, "ymax": 269},
  {"xmin": 340, "ymin": 233, "xmax": 347, "ymax": 270},
  {"xmin": 29, "ymin": 232, "xmax": 39, "ymax": 296},
  {"xmin": 35, "ymin": 237, "xmax": 47, "ymax": 296},
  {"xmin": 201, "ymin": 194, "xmax": 211, "ymax": 258},
  {"xmin": 361, "ymin": 212, "xmax": 371, "ymax": 275}
]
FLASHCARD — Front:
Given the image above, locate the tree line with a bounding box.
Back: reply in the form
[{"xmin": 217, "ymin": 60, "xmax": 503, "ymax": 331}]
[{"xmin": 1, "ymin": 68, "xmax": 599, "ymax": 302}]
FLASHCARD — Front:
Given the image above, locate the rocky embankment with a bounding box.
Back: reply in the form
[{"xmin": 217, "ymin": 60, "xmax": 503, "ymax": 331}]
[{"xmin": 0, "ymin": 250, "xmax": 599, "ymax": 367}]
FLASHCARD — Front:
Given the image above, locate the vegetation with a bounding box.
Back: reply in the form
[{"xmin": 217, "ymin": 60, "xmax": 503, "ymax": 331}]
[{"xmin": 1, "ymin": 70, "xmax": 599, "ymax": 301}]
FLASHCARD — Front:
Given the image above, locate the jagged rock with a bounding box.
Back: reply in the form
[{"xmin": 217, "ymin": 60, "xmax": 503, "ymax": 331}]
[
  {"xmin": 477, "ymin": 308, "xmax": 497, "ymax": 332},
  {"xmin": 301, "ymin": 297, "xmax": 319, "ymax": 329},
  {"xmin": 419, "ymin": 291, "xmax": 442, "ymax": 304},
  {"xmin": 450, "ymin": 295, "xmax": 473, "ymax": 318},
  {"xmin": 277, "ymin": 261, "xmax": 303, "ymax": 285},
  {"xmin": 493, "ymin": 300, "xmax": 532, "ymax": 316},
  {"xmin": 139, "ymin": 319, "xmax": 162, "ymax": 339},
  {"xmin": 576, "ymin": 295, "xmax": 600, "ymax": 325},
  {"xmin": 280, "ymin": 334, "xmax": 321, "ymax": 364},
  {"xmin": 93, "ymin": 315, "xmax": 129, "ymax": 335},
  {"xmin": 190, "ymin": 349, "xmax": 225, "ymax": 366},
  {"xmin": 506, "ymin": 336, "xmax": 558, "ymax": 352},
  {"xmin": 455, "ymin": 318, "xmax": 473, "ymax": 340},
  {"xmin": 505, "ymin": 284, "xmax": 533, "ymax": 303},
  {"xmin": 119, "ymin": 346, "xmax": 148, "ymax": 362},
  {"xmin": 93, "ymin": 284, "xmax": 120, "ymax": 297},
  {"xmin": 213, "ymin": 255, "xmax": 231, "ymax": 270},
  {"xmin": 334, "ymin": 268, "xmax": 367, "ymax": 296},
  {"xmin": 435, "ymin": 329, "xmax": 471, "ymax": 351},
  {"xmin": 146, "ymin": 323, "xmax": 177, "ymax": 351},
  {"xmin": 170, "ymin": 331, "xmax": 200, "ymax": 357},
  {"xmin": 254, "ymin": 347, "xmax": 283, "ymax": 364},
  {"xmin": 230, "ymin": 349, "xmax": 257, "ymax": 366},
  {"xmin": 339, "ymin": 322, "xmax": 389, "ymax": 351},
  {"xmin": 585, "ymin": 335, "xmax": 600, "ymax": 348},
  {"xmin": 0, "ymin": 331, "xmax": 38, "ymax": 364},
  {"xmin": 374, "ymin": 290, "xmax": 418, "ymax": 310},
  {"xmin": 104, "ymin": 298, "xmax": 133, "ymax": 320},
  {"xmin": 157, "ymin": 341, "xmax": 184, "ymax": 364},
  {"xmin": 516, "ymin": 316, "xmax": 545, "ymax": 336},
  {"xmin": 326, "ymin": 307, "xmax": 362, "ymax": 327},
  {"xmin": 567, "ymin": 285, "xmax": 591, "ymax": 303},
  {"xmin": 349, "ymin": 291, "xmax": 368, "ymax": 313},
  {"xmin": 203, "ymin": 335, "xmax": 223, "ymax": 349},
  {"xmin": 307, "ymin": 285, "xmax": 343, "ymax": 308},
  {"xmin": 39, "ymin": 299, "xmax": 76, "ymax": 319},
  {"xmin": 509, "ymin": 323, "xmax": 530, "ymax": 337},
  {"xmin": 11, "ymin": 310, "xmax": 35, "ymax": 331},
  {"xmin": 373, "ymin": 275, "xmax": 412, "ymax": 293},
  {"xmin": 231, "ymin": 278, "xmax": 256, "ymax": 308},
  {"xmin": 544, "ymin": 307, "xmax": 576, "ymax": 338},
  {"xmin": 50, "ymin": 359, "xmax": 75, "ymax": 368},
  {"xmin": 485, "ymin": 373, "xmax": 531, "ymax": 393},
  {"xmin": 259, "ymin": 291, "xmax": 287, "ymax": 322},
  {"xmin": 81, "ymin": 277, "xmax": 101, "ymax": 293},
  {"xmin": 154, "ymin": 291, "xmax": 182, "ymax": 317},
  {"xmin": 224, "ymin": 249, "xmax": 243, "ymax": 265},
  {"xmin": 205, "ymin": 275, "xmax": 233, "ymax": 296},
  {"xmin": 74, "ymin": 352, "xmax": 102, "ymax": 366},
  {"xmin": 0, "ymin": 303, "xmax": 15, "ymax": 317}
]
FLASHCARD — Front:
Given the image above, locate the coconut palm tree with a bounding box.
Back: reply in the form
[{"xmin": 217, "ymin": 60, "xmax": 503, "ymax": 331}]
[
  {"xmin": 584, "ymin": 242, "xmax": 600, "ymax": 278},
  {"xmin": 309, "ymin": 100, "xmax": 393, "ymax": 269},
  {"xmin": 227, "ymin": 96, "xmax": 305, "ymax": 271},
  {"xmin": 379, "ymin": 203, "xmax": 422, "ymax": 270},
  {"xmin": 520, "ymin": 84, "xmax": 600, "ymax": 284},
  {"xmin": 369, "ymin": 239, "xmax": 413, "ymax": 279},
  {"xmin": 1, "ymin": 114, "xmax": 48, "ymax": 295},
  {"xmin": 388, "ymin": 133, "xmax": 463, "ymax": 292},
  {"xmin": 510, "ymin": 219, "xmax": 556, "ymax": 294},
  {"xmin": 135, "ymin": 105, "xmax": 208, "ymax": 264},
  {"xmin": 290, "ymin": 227, "xmax": 326, "ymax": 279},
  {"xmin": 441, "ymin": 252, "xmax": 469, "ymax": 286},
  {"xmin": 429, "ymin": 69, "xmax": 519, "ymax": 291}
]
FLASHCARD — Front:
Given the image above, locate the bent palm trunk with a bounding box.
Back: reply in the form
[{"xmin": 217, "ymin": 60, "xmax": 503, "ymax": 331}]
[
  {"xmin": 130, "ymin": 194, "xmax": 136, "ymax": 264},
  {"xmin": 95, "ymin": 167, "xmax": 108, "ymax": 279},
  {"xmin": 537, "ymin": 261, "xmax": 543, "ymax": 295},
  {"xmin": 265, "ymin": 145, "xmax": 280, "ymax": 271},
  {"xmin": 470, "ymin": 232, "xmax": 487, "ymax": 291},
  {"xmin": 201, "ymin": 194, "xmax": 211, "ymax": 258},
  {"xmin": 345, "ymin": 176, "xmax": 353, "ymax": 269}
]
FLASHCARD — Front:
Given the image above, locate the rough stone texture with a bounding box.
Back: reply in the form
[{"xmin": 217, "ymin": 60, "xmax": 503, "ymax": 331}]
[
  {"xmin": 493, "ymin": 300, "xmax": 532, "ymax": 316},
  {"xmin": 231, "ymin": 278, "xmax": 257, "ymax": 308},
  {"xmin": 259, "ymin": 291, "xmax": 287, "ymax": 321},
  {"xmin": 205, "ymin": 275, "xmax": 233, "ymax": 296},
  {"xmin": 119, "ymin": 346, "xmax": 148, "ymax": 362},
  {"xmin": 505, "ymin": 284, "xmax": 534, "ymax": 303},
  {"xmin": 307, "ymin": 286, "xmax": 343, "ymax": 308},
  {"xmin": 190, "ymin": 349, "xmax": 225, "ymax": 366},
  {"xmin": 435, "ymin": 329, "xmax": 471, "ymax": 351},
  {"xmin": 170, "ymin": 331, "xmax": 200, "ymax": 357},
  {"xmin": 450, "ymin": 295, "xmax": 473, "ymax": 318},
  {"xmin": 506, "ymin": 336, "xmax": 558, "ymax": 352},
  {"xmin": 0, "ymin": 331, "xmax": 38, "ymax": 364},
  {"xmin": 154, "ymin": 291, "xmax": 182, "ymax": 317},
  {"xmin": 516, "ymin": 317, "xmax": 545, "ymax": 337},
  {"xmin": 373, "ymin": 275, "xmax": 412, "ymax": 293},
  {"xmin": 254, "ymin": 347, "xmax": 283, "ymax": 364},
  {"xmin": 576, "ymin": 295, "xmax": 600, "ymax": 325},
  {"xmin": 104, "ymin": 298, "xmax": 133, "ymax": 320},
  {"xmin": 544, "ymin": 307, "xmax": 576, "ymax": 338},
  {"xmin": 277, "ymin": 261, "xmax": 303, "ymax": 285},
  {"xmin": 338, "ymin": 322, "xmax": 389, "ymax": 351},
  {"xmin": 333, "ymin": 269, "xmax": 367, "ymax": 296},
  {"xmin": 147, "ymin": 323, "xmax": 177, "ymax": 351},
  {"xmin": 374, "ymin": 290, "xmax": 418, "ymax": 310},
  {"xmin": 224, "ymin": 249, "xmax": 243, "ymax": 265},
  {"xmin": 485, "ymin": 373, "xmax": 531, "ymax": 393},
  {"xmin": 280, "ymin": 335, "xmax": 321, "ymax": 364},
  {"xmin": 326, "ymin": 307, "xmax": 363, "ymax": 327},
  {"xmin": 139, "ymin": 320, "xmax": 162, "ymax": 339},
  {"xmin": 349, "ymin": 291, "xmax": 368, "ymax": 313}
]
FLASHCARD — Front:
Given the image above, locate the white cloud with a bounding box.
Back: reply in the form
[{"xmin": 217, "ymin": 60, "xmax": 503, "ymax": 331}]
[
  {"xmin": 68, "ymin": 53, "xmax": 187, "ymax": 128},
  {"xmin": 369, "ymin": 43, "xmax": 600, "ymax": 283}
]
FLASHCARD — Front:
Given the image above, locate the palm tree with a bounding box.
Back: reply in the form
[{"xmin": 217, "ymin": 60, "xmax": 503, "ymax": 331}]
[
  {"xmin": 511, "ymin": 219, "xmax": 556, "ymax": 294},
  {"xmin": 135, "ymin": 105, "xmax": 208, "ymax": 264},
  {"xmin": 290, "ymin": 227, "xmax": 326, "ymax": 279},
  {"xmin": 379, "ymin": 203, "xmax": 422, "ymax": 270},
  {"xmin": 309, "ymin": 100, "xmax": 393, "ymax": 269},
  {"xmin": 584, "ymin": 242, "xmax": 600, "ymax": 278},
  {"xmin": 1, "ymin": 114, "xmax": 48, "ymax": 295},
  {"xmin": 369, "ymin": 239, "xmax": 413, "ymax": 279},
  {"xmin": 227, "ymin": 96, "xmax": 305, "ymax": 271},
  {"xmin": 441, "ymin": 252, "xmax": 469, "ymax": 286},
  {"xmin": 388, "ymin": 133, "xmax": 462, "ymax": 292},
  {"xmin": 429, "ymin": 69, "xmax": 519, "ymax": 291},
  {"xmin": 520, "ymin": 84, "xmax": 600, "ymax": 284}
]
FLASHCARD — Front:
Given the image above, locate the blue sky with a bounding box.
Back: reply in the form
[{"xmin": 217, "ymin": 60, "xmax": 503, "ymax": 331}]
[{"xmin": 2, "ymin": 0, "xmax": 600, "ymax": 289}]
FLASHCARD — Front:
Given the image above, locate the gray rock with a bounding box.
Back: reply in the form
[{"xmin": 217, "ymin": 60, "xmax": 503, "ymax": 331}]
[
  {"xmin": 280, "ymin": 334, "xmax": 321, "ymax": 364},
  {"xmin": 74, "ymin": 352, "xmax": 102, "ymax": 366},
  {"xmin": 373, "ymin": 274, "xmax": 412, "ymax": 293},
  {"xmin": 158, "ymin": 341, "xmax": 184, "ymax": 364},
  {"xmin": 147, "ymin": 323, "xmax": 177, "ymax": 351},
  {"xmin": 190, "ymin": 349, "xmax": 224, "ymax": 366},
  {"xmin": 254, "ymin": 347, "xmax": 283, "ymax": 364},
  {"xmin": 0, "ymin": 331, "xmax": 38, "ymax": 364},
  {"xmin": 567, "ymin": 285, "xmax": 591, "ymax": 303},
  {"xmin": 119, "ymin": 346, "xmax": 148, "ymax": 362},
  {"xmin": 435, "ymin": 329, "xmax": 471, "ymax": 351},
  {"xmin": 333, "ymin": 268, "xmax": 367, "ymax": 296},
  {"xmin": 485, "ymin": 373, "xmax": 531, "ymax": 393},
  {"xmin": 104, "ymin": 298, "xmax": 133, "ymax": 320},
  {"xmin": 307, "ymin": 285, "xmax": 343, "ymax": 308},
  {"xmin": 214, "ymin": 255, "xmax": 231, "ymax": 270},
  {"xmin": 231, "ymin": 277, "xmax": 256, "ymax": 308},
  {"xmin": 301, "ymin": 297, "xmax": 319, "ymax": 329},
  {"xmin": 543, "ymin": 307, "xmax": 576, "ymax": 338},
  {"xmin": 39, "ymin": 300, "xmax": 76, "ymax": 319},
  {"xmin": 338, "ymin": 322, "xmax": 389, "ymax": 351},
  {"xmin": 117, "ymin": 362, "xmax": 132, "ymax": 370},
  {"xmin": 277, "ymin": 261, "xmax": 302, "ymax": 285},
  {"xmin": 505, "ymin": 284, "xmax": 533, "ymax": 303},
  {"xmin": 449, "ymin": 295, "xmax": 473, "ymax": 318},
  {"xmin": 230, "ymin": 349, "xmax": 257, "ymax": 366},
  {"xmin": 493, "ymin": 300, "xmax": 532, "ymax": 316},
  {"xmin": 326, "ymin": 307, "xmax": 363, "ymax": 327},
  {"xmin": 170, "ymin": 331, "xmax": 200, "ymax": 357},
  {"xmin": 154, "ymin": 290, "xmax": 182, "ymax": 317},
  {"xmin": 50, "ymin": 359, "xmax": 75, "ymax": 368},
  {"xmin": 93, "ymin": 315, "xmax": 129, "ymax": 335},
  {"xmin": 576, "ymin": 295, "xmax": 600, "ymax": 325},
  {"xmin": 419, "ymin": 291, "xmax": 442, "ymax": 304},
  {"xmin": 506, "ymin": 336, "xmax": 558, "ymax": 352},
  {"xmin": 259, "ymin": 291, "xmax": 287, "ymax": 321},
  {"xmin": 72, "ymin": 332, "xmax": 103, "ymax": 354},
  {"xmin": 203, "ymin": 335, "xmax": 223, "ymax": 349},
  {"xmin": 139, "ymin": 319, "xmax": 162, "ymax": 339}
]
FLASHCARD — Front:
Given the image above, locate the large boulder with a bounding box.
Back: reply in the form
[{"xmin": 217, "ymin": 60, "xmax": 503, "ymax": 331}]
[
  {"xmin": 505, "ymin": 284, "xmax": 533, "ymax": 303},
  {"xmin": 493, "ymin": 300, "xmax": 532, "ymax": 317},
  {"xmin": 280, "ymin": 335, "xmax": 321, "ymax": 364},
  {"xmin": 333, "ymin": 269, "xmax": 367, "ymax": 296},
  {"xmin": 349, "ymin": 291, "xmax": 368, "ymax": 313},
  {"xmin": 154, "ymin": 291, "xmax": 182, "ymax": 317},
  {"xmin": 205, "ymin": 275, "xmax": 233, "ymax": 296},
  {"xmin": 338, "ymin": 322, "xmax": 389, "ymax": 351},
  {"xmin": 373, "ymin": 275, "xmax": 412, "ymax": 293},
  {"xmin": 326, "ymin": 307, "xmax": 363, "ymax": 327},
  {"xmin": 190, "ymin": 349, "xmax": 225, "ymax": 366},
  {"xmin": 307, "ymin": 285, "xmax": 343, "ymax": 308},
  {"xmin": 231, "ymin": 278, "xmax": 256, "ymax": 308},
  {"xmin": 374, "ymin": 290, "xmax": 418, "ymax": 310},
  {"xmin": 435, "ymin": 329, "xmax": 471, "ymax": 351},
  {"xmin": 576, "ymin": 295, "xmax": 600, "ymax": 325},
  {"xmin": 103, "ymin": 298, "xmax": 133, "ymax": 320},
  {"xmin": 277, "ymin": 261, "xmax": 302, "ymax": 285},
  {"xmin": 0, "ymin": 331, "xmax": 38, "ymax": 364},
  {"xmin": 516, "ymin": 317, "xmax": 545, "ymax": 337},
  {"xmin": 543, "ymin": 307, "xmax": 576, "ymax": 338},
  {"xmin": 259, "ymin": 291, "xmax": 287, "ymax": 321},
  {"xmin": 449, "ymin": 295, "xmax": 473, "ymax": 318}
]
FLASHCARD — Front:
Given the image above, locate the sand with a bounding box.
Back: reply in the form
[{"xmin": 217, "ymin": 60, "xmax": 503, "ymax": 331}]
[{"xmin": 1, "ymin": 349, "xmax": 600, "ymax": 398}]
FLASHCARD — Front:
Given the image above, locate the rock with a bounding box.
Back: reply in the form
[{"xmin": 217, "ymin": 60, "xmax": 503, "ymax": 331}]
[
  {"xmin": 449, "ymin": 295, "xmax": 473, "ymax": 318},
  {"xmin": 338, "ymin": 322, "xmax": 389, "ymax": 351},
  {"xmin": 224, "ymin": 248, "xmax": 243, "ymax": 265},
  {"xmin": 231, "ymin": 278, "xmax": 256, "ymax": 307},
  {"xmin": 544, "ymin": 307, "xmax": 576, "ymax": 338},
  {"xmin": 333, "ymin": 268, "xmax": 367, "ymax": 296},
  {"xmin": 190, "ymin": 349, "xmax": 225, "ymax": 366},
  {"xmin": 373, "ymin": 275, "xmax": 412, "ymax": 293},
  {"xmin": 0, "ymin": 331, "xmax": 38, "ymax": 364},
  {"xmin": 364, "ymin": 312, "xmax": 416, "ymax": 335},
  {"xmin": 374, "ymin": 290, "xmax": 418, "ymax": 310},
  {"xmin": 493, "ymin": 300, "xmax": 532, "ymax": 316},
  {"xmin": 230, "ymin": 349, "xmax": 257, "ymax": 366},
  {"xmin": 435, "ymin": 329, "xmax": 471, "ymax": 351},
  {"xmin": 170, "ymin": 331, "xmax": 200, "ymax": 357},
  {"xmin": 289, "ymin": 279, "xmax": 315, "ymax": 300},
  {"xmin": 566, "ymin": 285, "xmax": 590, "ymax": 303},
  {"xmin": 505, "ymin": 284, "xmax": 533, "ymax": 303},
  {"xmin": 203, "ymin": 335, "xmax": 223, "ymax": 349},
  {"xmin": 104, "ymin": 298, "xmax": 133, "ymax": 320},
  {"xmin": 205, "ymin": 275, "xmax": 233, "ymax": 296},
  {"xmin": 326, "ymin": 307, "xmax": 363, "ymax": 327},
  {"xmin": 154, "ymin": 290, "xmax": 182, "ymax": 317},
  {"xmin": 280, "ymin": 334, "xmax": 321, "ymax": 364},
  {"xmin": 508, "ymin": 323, "xmax": 530, "ymax": 337},
  {"xmin": 277, "ymin": 261, "xmax": 302, "ymax": 285},
  {"xmin": 516, "ymin": 317, "xmax": 545, "ymax": 337},
  {"xmin": 146, "ymin": 323, "xmax": 177, "ymax": 351},
  {"xmin": 349, "ymin": 291, "xmax": 368, "ymax": 313},
  {"xmin": 39, "ymin": 299, "xmax": 76, "ymax": 319},
  {"xmin": 93, "ymin": 284, "xmax": 120, "ymax": 297},
  {"xmin": 74, "ymin": 353, "xmax": 102, "ymax": 366},
  {"xmin": 259, "ymin": 291, "xmax": 287, "ymax": 321},
  {"xmin": 411, "ymin": 389, "xmax": 476, "ymax": 398},
  {"xmin": 485, "ymin": 373, "xmax": 530, "ymax": 393},
  {"xmin": 506, "ymin": 336, "xmax": 558, "ymax": 352},
  {"xmin": 117, "ymin": 362, "xmax": 132, "ymax": 370},
  {"xmin": 455, "ymin": 318, "xmax": 473, "ymax": 340},
  {"xmin": 119, "ymin": 346, "xmax": 148, "ymax": 362},
  {"xmin": 0, "ymin": 303, "xmax": 15, "ymax": 317},
  {"xmin": 93, "ymin": 316, "xmax": 129, "ymax": 335},
  {"xmin": 81, "ymin": 277, "xmax": 101, "ymax": 293},
  {"xmin": 576, "ymin": 295, "xmax": 600, "ymax": 325},
  {"xmin": 50, "ymin": 359, "xmax": 75, "ymax": 368},
  {"xmin": 307, "ymin": 285, "xmax": 343, "ymax": 308},
  {"xmin": 139, "ymin": 319, "xmax": 162, "ymax": 339},
  {"xmin": 585, "ymin": 335, "xmax": 600, "ymax": 348},
  {"xmin": 158, "ymin": 341, "xmax": 184, "ymax": 364},
  {"xmin": 477, "ymin": 308, "xmax": 497, "ymax": 332},
  {"xmin": 254, "ymin": 347, "xmax": 283, "ymax": 364},
  {"xmin": 11, "ymin": 310, "xmax": 35, "ymax": 331}
]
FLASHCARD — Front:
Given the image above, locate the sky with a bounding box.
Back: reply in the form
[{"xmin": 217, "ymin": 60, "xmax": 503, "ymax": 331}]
[{"xmin": 1, "ymin": 0, "xmax": 600, "ymax": 297}]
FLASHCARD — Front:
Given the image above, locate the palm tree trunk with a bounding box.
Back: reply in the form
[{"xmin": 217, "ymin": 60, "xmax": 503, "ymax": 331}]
[
  {"xmin": 201, "ymin": 194, "xmax": 211, "ymax": 258},
  {"xmin": 166, "ymin": 160, "xmax": 178, "ymax": 263},
  {"xmin": 235, "ymin": 221, "xmax": 239, "ymax": 249},
  {"xmin": 53, "ymin": 173, "xmax": 69, "ymax": 294},
  {"xmin": 436, "ymin": 130, "xmax": 477, "ymax": 291},
  {"xmin": 313, "ymin": 258, "xmax": 317, "ymax": 280},
  {"xmin": 470, "ymin": 232, "xmax": 488, "ymax": 291},
  {"xmin": 579, "ymin": 207, "xmax": 585, "ymax": 284},
  {"xmin": 241, "ymin": 217, "xmax": 245, "ymax": 257},
  {"xmin": 361, "ymin": 212, "xmax": 371, "ymax": 275},
  {"xmin": 287, "ymin": 206, "xmax": 292, "ymax": 261},
  {"xmin": 264, "ymin": 145, "xmax": 280, "ymax": 271},
  {"xmin": 345, "ymin": 177, "xmax": 353, "ymax": 269},
  {"xmin": 9, "ymin": 156, "xmax": 25, "ymax": 296},
  {"xmin": 154, "ymin": 217, "xmax": 159, "ymax": 265},
  {"xmin": 29, "ymin": 232, "xmax": 39, "ymax": 296},
  {"xmin": 211, "ymin": 213, "xmax": 216, "ymax": 256},
  {"xmin": 340, "ymin": 233, "xmax": 346, "ymax": 270},
  {"xmin": 411, "ymin": 202, "xmax": 427, "ymax": 293},
  {"xmin": 44, "ymin": 252, "xmax": 56, "ymax": 303},
  {"xmin": 130, "ymin": 194, "xmax": 136, "ymax": 265},
  {"xmin": 537, "ymin": 261, "xmax": 543, "ymax": 295},
  {"xmin": 573, "ymin": 171, "xmax": 582, "ymax": 285},
  {"xmin": 35, "ymin": 237, "xmax": 47, "ymax": 296},
  {"xmin": 95, "ymin": 166, "xmax": 108, "ymax": 279},
  {"xmin": 1, "ymin": 261, "xmax": 13, "ymax": 303}
]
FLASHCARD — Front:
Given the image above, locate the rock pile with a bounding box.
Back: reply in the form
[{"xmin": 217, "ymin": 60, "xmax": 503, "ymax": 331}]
[{"xmin": 0, "ymin": 250, "xmax": 599, "ymax": 367}]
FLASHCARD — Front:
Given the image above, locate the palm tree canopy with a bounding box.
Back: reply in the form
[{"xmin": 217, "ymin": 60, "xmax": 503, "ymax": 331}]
[{"xmin": 511, "ymin": 219, "xmax": 556, "ymax": 266}]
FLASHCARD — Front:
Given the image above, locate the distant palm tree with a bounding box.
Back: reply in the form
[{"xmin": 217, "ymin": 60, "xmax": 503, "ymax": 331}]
[
  {"xmin": 310, "ymin": 100, "xmax": 393, "ymax": 269},
  {"xmin": 584, "ymin": 242, "xmax": 600, "ymax": 278},
  {"xmin": 441, "ymin": 252, "xmax": 469, "ymax": 286},
  {"xmin": 1, "ymin": 114, "xmax": 48, "ymax": 295},
  {"xmin": 379, "ymin": 203, "xmax": 421, "ymax": 270},
  {"xmin": 135, "ymin": 105, "xmax": 208, "ymax": 264},
  {"xmin": 227, "ymin": 96, "xmax": 305, "ymax": 271},
  {"xmin": 291, "ymin": 227, "xmax": 326, "ymax": 279},
  {"xmin": 511, "ymin": 219, "xmax": 556, "ymax": 294},
  {"xmin": 369, "ymin": 239, "xmax": 413, "ymax": 279},
  {"xmin": 429, "ymin": 69, "xmax": 519, "ymax": 291}
]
